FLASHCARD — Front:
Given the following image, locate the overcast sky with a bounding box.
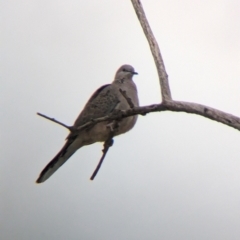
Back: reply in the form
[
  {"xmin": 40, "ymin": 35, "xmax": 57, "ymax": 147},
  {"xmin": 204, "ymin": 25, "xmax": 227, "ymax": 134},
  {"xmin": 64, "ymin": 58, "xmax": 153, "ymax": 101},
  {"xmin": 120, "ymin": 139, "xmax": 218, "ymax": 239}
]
[{"xmin": 1, "ymin": 0, "xmax": 240, "ymax": 239}]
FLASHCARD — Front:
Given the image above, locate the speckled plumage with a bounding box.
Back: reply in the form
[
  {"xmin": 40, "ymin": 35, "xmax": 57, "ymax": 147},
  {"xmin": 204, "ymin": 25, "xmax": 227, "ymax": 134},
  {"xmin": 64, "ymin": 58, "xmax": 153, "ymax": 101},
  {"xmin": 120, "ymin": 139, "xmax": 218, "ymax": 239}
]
[{"xmin": 36, "ymin": 64, "xmax": 139, "ymax": 183}]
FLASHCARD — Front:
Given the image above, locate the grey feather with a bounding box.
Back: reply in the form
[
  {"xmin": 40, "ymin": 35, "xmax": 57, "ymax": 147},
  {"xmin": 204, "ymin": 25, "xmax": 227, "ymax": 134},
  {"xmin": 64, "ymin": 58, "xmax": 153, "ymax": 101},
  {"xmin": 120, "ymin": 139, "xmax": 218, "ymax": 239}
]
[
  {"xmin": 36, "ymin": 64, "xmax": 139, "ymax": 183},
  {"xmin": 74, "ymin": 84, "xmax": 120, "ymax": 127}
]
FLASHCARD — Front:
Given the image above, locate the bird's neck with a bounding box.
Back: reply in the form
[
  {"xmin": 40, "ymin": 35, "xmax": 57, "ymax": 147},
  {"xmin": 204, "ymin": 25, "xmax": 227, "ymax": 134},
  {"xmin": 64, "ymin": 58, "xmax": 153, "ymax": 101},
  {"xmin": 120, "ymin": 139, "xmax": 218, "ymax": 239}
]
[{"xmin": 114, "ymin": 77, "xmax": 132, "ymax": 84}]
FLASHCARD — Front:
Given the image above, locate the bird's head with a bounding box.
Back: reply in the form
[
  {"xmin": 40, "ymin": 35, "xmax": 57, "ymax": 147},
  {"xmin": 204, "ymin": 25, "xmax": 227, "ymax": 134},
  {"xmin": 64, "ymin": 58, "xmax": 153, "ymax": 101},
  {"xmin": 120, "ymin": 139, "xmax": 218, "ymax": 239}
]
[{"xmin": 114, "ymin": 64, "xmax": 138, "ymax": 81}]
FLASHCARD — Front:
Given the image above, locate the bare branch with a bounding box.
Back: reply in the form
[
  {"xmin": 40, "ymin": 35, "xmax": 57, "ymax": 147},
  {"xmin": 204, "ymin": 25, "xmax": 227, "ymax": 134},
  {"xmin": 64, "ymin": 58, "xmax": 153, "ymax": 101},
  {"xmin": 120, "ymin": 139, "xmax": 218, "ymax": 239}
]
[
  {"xmin": 130, "ymin": 0, "xmax": 172, "ymax": 102},
  {"xmin": 163, "ymin": 101, "xmax": 240, "ymax": 130},
  {"xmin": 125, "ymin": 101, "xmax": 240, "ymax": 131},
  {"xmin": 90, "ymin": 121, "xmax": 118, "ymax": 180},
  {"xmin": 129, "ymin": 1, "xmax": 240, "ymax": 129},
  {"xmin": 90, "ymin": 138, "xmax": 114, "ymax": 180},
  {"xmin": 37, "ymin": 112, "xmax": 72, "ymax": 130},
  {"xmin": 102, "ymin": 102, "xmax": 240, "ymax": 131},
  {"xmin": 79, "ymin": 101, "xmax": 240, "ymax": 131},
  {"xmin": 38, "ymin": 100, "xmax": 240, "ymax": 135}
]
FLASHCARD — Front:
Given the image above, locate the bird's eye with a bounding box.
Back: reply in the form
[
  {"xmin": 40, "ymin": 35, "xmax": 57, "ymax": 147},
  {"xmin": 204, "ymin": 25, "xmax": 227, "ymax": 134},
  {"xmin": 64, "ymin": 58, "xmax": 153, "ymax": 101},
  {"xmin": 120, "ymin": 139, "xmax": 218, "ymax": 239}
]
[{"xmin": 122, "ymin": 68, "xmax": 126, "ymax": 72}]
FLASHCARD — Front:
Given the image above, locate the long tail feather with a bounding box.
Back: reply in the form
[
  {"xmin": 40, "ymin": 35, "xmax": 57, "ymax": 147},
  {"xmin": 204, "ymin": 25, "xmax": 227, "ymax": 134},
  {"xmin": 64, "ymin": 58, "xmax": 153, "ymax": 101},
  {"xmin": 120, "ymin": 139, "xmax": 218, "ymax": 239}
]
[{"xmin": 36, "ymin": 138, "xmax": 79, "ymax": 183}]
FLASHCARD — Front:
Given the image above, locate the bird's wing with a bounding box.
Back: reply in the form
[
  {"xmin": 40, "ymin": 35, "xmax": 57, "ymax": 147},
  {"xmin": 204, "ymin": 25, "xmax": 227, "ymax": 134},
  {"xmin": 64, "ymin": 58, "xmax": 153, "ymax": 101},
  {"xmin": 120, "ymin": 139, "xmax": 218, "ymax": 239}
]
[
  {"xmin": 73, "ymin": 84, "xmax": 120, "ymax": 127},
  {"xmin": 36, "ymin": 84, "xmax": 120, "ymax": 183}
]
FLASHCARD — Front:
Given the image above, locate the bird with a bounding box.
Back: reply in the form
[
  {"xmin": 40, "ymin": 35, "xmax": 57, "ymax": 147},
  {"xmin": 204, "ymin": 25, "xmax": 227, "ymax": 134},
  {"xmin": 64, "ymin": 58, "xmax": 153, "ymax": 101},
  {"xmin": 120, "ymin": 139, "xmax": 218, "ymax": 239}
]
[{"xmin": 36, "ymin": 64, "xmax": 139, "ymax": 183}]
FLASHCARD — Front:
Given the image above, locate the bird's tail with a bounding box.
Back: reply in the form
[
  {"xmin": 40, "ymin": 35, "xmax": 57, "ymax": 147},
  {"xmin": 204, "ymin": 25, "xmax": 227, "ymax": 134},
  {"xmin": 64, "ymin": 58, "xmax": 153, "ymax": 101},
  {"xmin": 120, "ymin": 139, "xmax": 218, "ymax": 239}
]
[{"xmin": 36, "ymin": 138, "xmax": 79, "ymax": 183}]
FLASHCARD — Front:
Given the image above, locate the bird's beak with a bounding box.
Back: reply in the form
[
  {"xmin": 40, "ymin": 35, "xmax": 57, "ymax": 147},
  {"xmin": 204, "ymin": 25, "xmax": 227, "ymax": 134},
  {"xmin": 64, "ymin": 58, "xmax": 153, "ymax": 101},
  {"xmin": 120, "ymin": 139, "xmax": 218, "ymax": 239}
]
[{"xmin": 132, "ymin": 71, "xmax": 138, "ymax": 75}]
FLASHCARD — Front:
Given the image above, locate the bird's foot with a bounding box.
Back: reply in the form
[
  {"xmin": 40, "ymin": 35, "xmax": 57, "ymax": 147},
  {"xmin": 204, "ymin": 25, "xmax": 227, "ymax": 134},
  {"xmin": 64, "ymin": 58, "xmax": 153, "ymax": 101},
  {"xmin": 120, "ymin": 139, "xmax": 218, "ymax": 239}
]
[{"xmin": 106, "ymin": 121, "xmax": 118, "ymax": 132}]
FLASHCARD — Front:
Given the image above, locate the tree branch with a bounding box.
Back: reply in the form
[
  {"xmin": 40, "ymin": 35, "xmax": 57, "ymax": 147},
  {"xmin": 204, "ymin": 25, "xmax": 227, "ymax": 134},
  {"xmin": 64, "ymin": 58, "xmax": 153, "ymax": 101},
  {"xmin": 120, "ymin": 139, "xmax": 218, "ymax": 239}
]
[
  {"xmin": 90, "ymin": 138, "xmax": 114, "ymax": 180},
  {"xmin": 37, "ymin": 112, "xmax": 72, "ymax": 131},
  {"xmin": 38, "ymin": 101, "xmax": 240, "ymax": 134},
  {"xmin": 130, "ymin": 0, "xmax": 172, "ymax": 102},
  {"xmin": 90, "ymin": 120, "xmax": 119, "ymax": 180},
  {"xmin": 129, "ymin": 1, "xmax": 240, "ymax": 129},
  {"xmin": 123, "ymin": 102, "xmax": 240, "ymax": 131}
]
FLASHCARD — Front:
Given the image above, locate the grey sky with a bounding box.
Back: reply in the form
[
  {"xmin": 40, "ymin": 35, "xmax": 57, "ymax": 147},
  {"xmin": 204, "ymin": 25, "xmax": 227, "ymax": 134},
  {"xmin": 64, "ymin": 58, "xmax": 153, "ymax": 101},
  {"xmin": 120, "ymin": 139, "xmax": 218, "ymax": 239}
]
[{"xmin": 2, "ymin": 1, "xmax": 240, "ymax": 239}]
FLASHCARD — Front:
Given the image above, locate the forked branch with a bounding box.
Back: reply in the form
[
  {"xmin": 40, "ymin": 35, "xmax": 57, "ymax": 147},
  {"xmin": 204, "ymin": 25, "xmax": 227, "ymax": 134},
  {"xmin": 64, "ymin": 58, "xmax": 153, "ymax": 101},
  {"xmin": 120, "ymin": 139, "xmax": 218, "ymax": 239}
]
[{"xmin": 130, "ymin": 0, "xmax": 240, "ymax": 131}]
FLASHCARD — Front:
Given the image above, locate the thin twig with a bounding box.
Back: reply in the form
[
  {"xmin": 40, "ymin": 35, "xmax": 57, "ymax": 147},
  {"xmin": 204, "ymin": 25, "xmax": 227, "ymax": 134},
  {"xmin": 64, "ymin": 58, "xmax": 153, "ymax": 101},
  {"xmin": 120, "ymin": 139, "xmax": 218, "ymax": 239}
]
[
  {"xmin": 90, "ymin": 138, "xmax": 114, "ymax": 180},
  {"xmin": 37, "ymin": 112, "xmax": 72, "ymax": 130},
  {"xmin": 90, "ymin": 121, "xmax": 118, "ymax": 180},
  {"xmin": 119, "ymin": 88, "xmax": 135, "ymax": 108},
  {"xmin": 130, "ymin": 0, "xmax": 172, "ymax": 102}
]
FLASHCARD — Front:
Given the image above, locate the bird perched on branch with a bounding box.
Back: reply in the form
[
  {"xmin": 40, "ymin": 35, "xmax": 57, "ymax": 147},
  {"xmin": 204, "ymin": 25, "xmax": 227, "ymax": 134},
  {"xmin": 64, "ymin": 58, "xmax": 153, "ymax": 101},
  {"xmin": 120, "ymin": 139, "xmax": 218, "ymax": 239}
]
[{"xmin": 36, "ymin": 64, "xmax": 139, "ymax": 183}]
